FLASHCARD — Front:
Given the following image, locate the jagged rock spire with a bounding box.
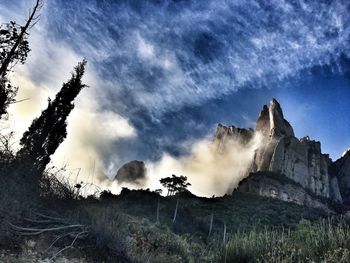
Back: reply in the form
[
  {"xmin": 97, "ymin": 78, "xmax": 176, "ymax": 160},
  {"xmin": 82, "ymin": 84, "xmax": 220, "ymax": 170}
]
[{"xmin": 256, "ymin": 98, "xmax": 294, "ymax": 138}]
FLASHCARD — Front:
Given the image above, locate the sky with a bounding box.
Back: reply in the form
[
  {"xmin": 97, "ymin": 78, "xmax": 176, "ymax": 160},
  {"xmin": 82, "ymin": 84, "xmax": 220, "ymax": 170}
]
[{"xmin": 1, "ymin": 0, "xmax": 350, "ymax": 194}]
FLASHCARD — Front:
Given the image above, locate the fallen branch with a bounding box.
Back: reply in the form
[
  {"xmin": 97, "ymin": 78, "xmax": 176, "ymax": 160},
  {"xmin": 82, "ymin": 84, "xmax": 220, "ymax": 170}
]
[
  {"xmin": 49, "ymin": 230, "xmax": 87, "ymax": 262},
  {"xmin": 8, "ymin": 222, "xmax": 84, "ymax": 234},
  {"xmin": 8, "ymin": 211, "xmax": 89, "ymax": 260}
]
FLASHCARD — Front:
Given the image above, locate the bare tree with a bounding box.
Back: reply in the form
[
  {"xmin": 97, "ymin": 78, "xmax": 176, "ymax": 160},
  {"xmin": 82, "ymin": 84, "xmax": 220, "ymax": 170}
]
[
  {"xmin": 0, "ymin": 0, "xmax": 43, "ymax": 76},
  {"xmin": 0, "ymin": 0, "xmax": 43, "ymax": 117}
]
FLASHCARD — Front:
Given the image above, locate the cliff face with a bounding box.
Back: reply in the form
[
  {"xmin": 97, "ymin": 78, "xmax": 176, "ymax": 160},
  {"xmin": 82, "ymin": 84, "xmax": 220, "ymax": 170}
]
[
  {"xmin": 215, "ymin": 98, "xmax": 344, "ymax": 208},
  {"xmin": 237, "ymin": 172, "xmax": 331, "ymax": 212},
  {"xmin": 332, "ymin": 150, "xmax": 350, "ymax": 205}
]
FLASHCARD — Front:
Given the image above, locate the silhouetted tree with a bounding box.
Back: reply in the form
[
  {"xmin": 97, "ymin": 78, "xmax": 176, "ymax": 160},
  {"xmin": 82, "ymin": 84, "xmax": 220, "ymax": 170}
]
[
  {"xmin": 0, "ymin": 0, "xmax": 43, "ymax": 117},
  {"xmin": 17, "ymin": 60, "xmax": 87, "ymax": 174},
  {"xmin": 159, "ymin": 174, "xmax": 191, "ymax": 196}
]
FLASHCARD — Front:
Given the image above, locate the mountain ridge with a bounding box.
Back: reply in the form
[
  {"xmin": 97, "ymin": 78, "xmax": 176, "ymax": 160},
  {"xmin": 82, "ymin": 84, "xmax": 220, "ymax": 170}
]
[{"xmin": 215, "ymin": 98, "xmax": 349, "ymax": 210}]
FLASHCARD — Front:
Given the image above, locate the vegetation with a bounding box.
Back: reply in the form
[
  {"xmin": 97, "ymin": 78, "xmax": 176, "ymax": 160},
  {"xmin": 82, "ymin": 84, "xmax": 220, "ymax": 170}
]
[
  {"xmin": 17, "ymin": 59, "xmax": 87, "ymax": 174},
  {"xmin": 160, "ymin": 174, "xmax": 191, "ymax": 196},
  {"xmin": 0, "ymin": 0, "xmax": 43, "ymax": 118},
  {"xmin": 223, "ymin": 218, "xmax": 350, "ymax": 263}
]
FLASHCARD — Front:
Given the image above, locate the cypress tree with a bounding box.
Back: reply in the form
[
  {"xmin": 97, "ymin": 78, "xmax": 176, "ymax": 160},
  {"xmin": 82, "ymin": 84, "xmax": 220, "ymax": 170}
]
[{"xmin": 17, "ymin": 60, "xmax": 87, "ymax": 174}]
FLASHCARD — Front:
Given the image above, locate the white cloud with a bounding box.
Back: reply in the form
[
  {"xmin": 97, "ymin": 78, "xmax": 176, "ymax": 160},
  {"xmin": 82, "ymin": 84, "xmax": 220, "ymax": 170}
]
[
  {"xmin": 6, "ymin": 20, "xmax": 136, "ymax": 188},
  {"xmin": 137, "ymin": 34, "xmax": 155, "ymax": 60},
  {"xmin": 146, "ymin": 133, "xmax": 263, "ymax": 197}
]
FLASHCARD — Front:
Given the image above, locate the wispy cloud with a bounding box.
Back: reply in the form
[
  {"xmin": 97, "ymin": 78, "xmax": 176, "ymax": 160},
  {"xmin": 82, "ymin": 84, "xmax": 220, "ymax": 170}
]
[
  {"xmin": 2, "ymin": 0, "xmax": 350, "ymax": 193},
  {"xmin": 44, "ymin": 0, "xmax": 350, "ymax": 116}
]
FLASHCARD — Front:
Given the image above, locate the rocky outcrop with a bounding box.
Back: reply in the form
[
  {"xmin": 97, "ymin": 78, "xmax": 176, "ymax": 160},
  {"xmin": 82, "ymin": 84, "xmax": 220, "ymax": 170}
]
[
  {"xmin": 115, "ymin": 160, "xmax": 146, "ymax": 185},
  {"xmin": 216, "ymin": 98, "xmax": 344, "ymax": 209},
  {"xmin": 237, "ymin": 172, "xmax": 331, "ymax": 212},
  {"xmin": 332, "ymin": 150, "xmax": 350, "ymax": 205},
  {"xmin": 262, "ymin": 98, "xmax": 294, "ymax": 138},
  {"xmin": 214, "ymin": 124, "xmax": 254, "ymax": 152},
  {"xmin": 215, "ymin": 124, "xmax": 253, "ymax": 144},
  {"xmin": 249, "ymin": 99, "xmax": 343, "ymax": 204}
]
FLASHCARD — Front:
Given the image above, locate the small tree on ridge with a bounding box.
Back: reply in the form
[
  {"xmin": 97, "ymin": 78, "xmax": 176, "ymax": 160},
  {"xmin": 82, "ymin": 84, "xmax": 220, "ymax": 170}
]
[{"xmin": 160, "ymin": 174, "xmax": 191, "ymax": 196}]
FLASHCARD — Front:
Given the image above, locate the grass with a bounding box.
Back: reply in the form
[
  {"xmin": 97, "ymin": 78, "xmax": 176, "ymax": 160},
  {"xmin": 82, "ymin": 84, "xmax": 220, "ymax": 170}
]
[
  {"xmin": 41, "ymin": 188, "xmax": 334, "ymax": 262},
  {"xmin": 61, "ymin": 191, "xmax": 350, "ymax": 262},
  {"xmin": 222, "ymin": 218, "xmax": 350, "ymax": 263}
]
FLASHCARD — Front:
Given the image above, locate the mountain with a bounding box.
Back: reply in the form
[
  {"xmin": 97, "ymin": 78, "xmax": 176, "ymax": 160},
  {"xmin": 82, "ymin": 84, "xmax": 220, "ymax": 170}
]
[{"xmin": 215, "ymin": 98, "xmax": 348, "ymax": 210}]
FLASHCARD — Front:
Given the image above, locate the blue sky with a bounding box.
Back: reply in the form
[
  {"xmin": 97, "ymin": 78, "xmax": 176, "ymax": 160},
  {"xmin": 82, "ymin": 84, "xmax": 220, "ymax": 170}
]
[{"xmin": 1, "ymin": 0, "xmax": 350, "ymax": 182}]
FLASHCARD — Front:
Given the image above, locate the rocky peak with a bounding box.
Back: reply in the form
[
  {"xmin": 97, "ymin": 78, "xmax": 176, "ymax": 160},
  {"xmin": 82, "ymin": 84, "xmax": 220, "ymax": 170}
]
[
  {"xmin": 342, "ymin": 149, "xmax": 350, "ymax": 158},
  {"xmin": 269, "ymin": 98, "xmax": 294, "ymax": 138},
  {"xmin": 256, "ymin": 98, "xmax": 294, "ymax": 138},
  {"xmin": 256, "ymin": 105, "xmax": 270, "ymax": 137},
  {"xmin": 235, "ymin": 98, "xmax": 343, "ymax": 207}
]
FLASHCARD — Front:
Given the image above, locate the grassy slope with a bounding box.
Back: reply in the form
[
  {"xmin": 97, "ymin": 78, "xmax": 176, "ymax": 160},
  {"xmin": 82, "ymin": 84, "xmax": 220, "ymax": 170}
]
[
  {"xmin": 60, "ymin": 189, "xmax": 331, "ymax": 262},
  {"xmin": 114, "ymin": 189, "xmax": 328, "ymax": 234},
  {"xmin": 1, "ymin": 177, "xmax": 345, "ymax": 262}
]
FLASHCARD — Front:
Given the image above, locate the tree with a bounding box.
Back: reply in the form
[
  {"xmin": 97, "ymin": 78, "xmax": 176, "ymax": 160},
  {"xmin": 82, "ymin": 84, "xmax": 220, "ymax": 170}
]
[
  {"xmin": 17, "ymin": 60, "xmax": 87, "ymax": 174},
  {"xmin": 159, "ymin": 174, "xmax": 191, "ymax": 196},
  {"xmin": 0, "ymin": 0, "xmax": 43, "ymax": 117}
]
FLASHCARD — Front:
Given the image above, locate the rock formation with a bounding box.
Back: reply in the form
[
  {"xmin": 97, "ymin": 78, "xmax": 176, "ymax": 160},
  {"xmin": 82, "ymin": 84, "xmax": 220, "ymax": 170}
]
[
  {"xmin": 214, "ymin": 124, "xmax": 253, "ymax": 152},
  {"xmin": 331, "ymin": 150, "xmax": 350, "ymax": 205},
  {"xmin": 115, "ymin": 160, "xmax": 146, "ymax": 185},
  {"xmin": 256, "ymin": 98, "xmax": 294, "ymax": 138},
  {"xmin": 237, "ymin": 172, "xmax": 331, "ymax": 212},
  {"xmin": 215, "ymin": 98, "xmax": 345, "ymax": 209}
]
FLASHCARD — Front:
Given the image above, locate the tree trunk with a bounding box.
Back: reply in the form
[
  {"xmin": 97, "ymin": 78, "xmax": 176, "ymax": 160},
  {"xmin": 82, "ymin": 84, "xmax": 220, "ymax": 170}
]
[
  {"xmin": 223, "ymin": 223, "xmax": 226, "ymax": 245},
  {"xmin": 156, "ymin": 197, "xmax": 160, "ymax": 223},
  {"xmin": 208, "ymin": 213, "xmax": 214, "ymax": 237},
  {"xmin": 172, "ymin": 198, "xmax": 179, "ymax": 223}
]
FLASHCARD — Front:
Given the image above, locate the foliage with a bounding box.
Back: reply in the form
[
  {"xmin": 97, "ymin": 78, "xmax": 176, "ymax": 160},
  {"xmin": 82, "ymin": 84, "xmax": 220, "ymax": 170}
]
[
  {"xmin": 160, "ymin": 174, "xmax": 191, "ymax": 196},
  {"xmin": 0, "ymin": 21, "xmax": 29, "ymax": 117},
  {"xmin": 0, "ymin": 21, "xmax": 30, "ymax": 71},
  {"xmin": 0, "ymin": 0, "xmax": 43, "ymax": 118},
  {"xmin": 17, "ymin": 60, "xmax": 87, "ymax": 173},
  {"xmin": 222, "ymin": 218, "xmax": 350, "ymax": 263},
  {"xmin": 0, "ymin": 77, "xmax": 18, "ymax": 118}
]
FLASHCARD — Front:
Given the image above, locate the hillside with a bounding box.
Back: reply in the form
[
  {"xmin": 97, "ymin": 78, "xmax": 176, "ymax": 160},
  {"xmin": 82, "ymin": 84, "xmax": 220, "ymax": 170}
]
[{"xmin": 0, "ymin": 183, "xmax": 336, "ymax": 262}]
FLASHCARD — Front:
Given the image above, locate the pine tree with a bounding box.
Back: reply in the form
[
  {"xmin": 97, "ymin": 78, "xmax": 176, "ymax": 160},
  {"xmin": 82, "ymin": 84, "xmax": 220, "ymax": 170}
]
[
  {"xmin": 160, "ymin": 174, "xmax": 191, "ymax": 196},
  {"xmin": 17, "ymin": 60, "xmax": 87, "ymax": 174}
]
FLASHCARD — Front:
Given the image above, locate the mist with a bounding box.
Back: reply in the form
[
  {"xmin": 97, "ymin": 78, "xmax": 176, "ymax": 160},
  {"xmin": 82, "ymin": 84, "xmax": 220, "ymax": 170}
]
[{"xmin": 146, "ymin": 131, "xmax": 264, "ymax": 197}]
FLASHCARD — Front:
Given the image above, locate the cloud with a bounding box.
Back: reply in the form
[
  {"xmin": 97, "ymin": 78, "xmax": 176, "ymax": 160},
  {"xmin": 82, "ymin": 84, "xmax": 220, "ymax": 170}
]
[
  {"xmin": 51, "ymin": 103, "xmax": 136, "ymax": 182},
  {"xmin": 146, "ymin": 132, "xmax": 263, "ymax": 197},
  {"xmin": 6, "ymin": 15, "xmax": 136, "ymax": 186},
  {"xmin": 44, "ymin": 0, "xmax": 350, "ymax": 116}
]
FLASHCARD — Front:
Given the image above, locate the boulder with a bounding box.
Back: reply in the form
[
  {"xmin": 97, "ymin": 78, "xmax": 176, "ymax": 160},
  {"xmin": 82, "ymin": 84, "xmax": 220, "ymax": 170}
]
[{"xmin": 115, "ymin": 160, "xmax": 146, "ymax": 185}]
